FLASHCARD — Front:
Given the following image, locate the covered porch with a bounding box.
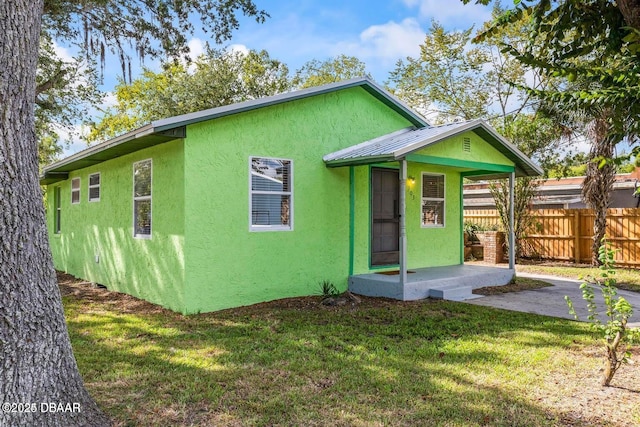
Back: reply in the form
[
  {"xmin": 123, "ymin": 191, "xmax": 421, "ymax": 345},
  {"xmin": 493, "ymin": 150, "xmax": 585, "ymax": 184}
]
[
  {"xmin": 348, "ymin": 264, "xmax": 514, "ymax": 301},
  {"xmin": 324, "ymin": 119, "xmax": 543, "ymax": 302}
]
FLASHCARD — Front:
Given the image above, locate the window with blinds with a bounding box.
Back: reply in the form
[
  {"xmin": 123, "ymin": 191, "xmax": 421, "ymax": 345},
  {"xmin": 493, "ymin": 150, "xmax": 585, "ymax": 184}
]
[
  {"xmin": 250, "ymin": 157, "xmax": 293, "ymax": 231},
  {"xmin": 88, "ymin": 172, "xmax": 101, "ymax": 202},
  {"xmin": 421, "ymin": 173, "xmax": 445, "ymax": 227},
  {"xmin": 133, "ymin": 159, "xmax": 152, "ymax": 238},
  {"xmin": 71, "ymin": 177, "xmax": 80, "ymax": 204}
]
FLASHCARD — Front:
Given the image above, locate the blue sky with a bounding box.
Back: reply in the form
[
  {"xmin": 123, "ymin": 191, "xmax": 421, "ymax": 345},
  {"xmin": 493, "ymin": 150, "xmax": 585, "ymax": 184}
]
[
  {"xmin": 212, "ymin": 0, "xmax": 494, "ymax": 82},
  {"xmin": 57, "ymin": 0, "xmax": 497, "ymax": 154},
  {"xmin": 73, "ymin": 0, "xmax": 496, "ymax": 92}
]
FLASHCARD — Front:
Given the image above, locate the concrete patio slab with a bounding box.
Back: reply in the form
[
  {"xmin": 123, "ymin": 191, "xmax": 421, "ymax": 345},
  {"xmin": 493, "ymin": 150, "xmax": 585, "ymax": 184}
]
[
  {"xmin": 349, "ymin": 264, "xmax": 515, "ymax": 301},
  {"xmin": 466, "ymin": 272, "xmax": 640, "ymax": 328}
]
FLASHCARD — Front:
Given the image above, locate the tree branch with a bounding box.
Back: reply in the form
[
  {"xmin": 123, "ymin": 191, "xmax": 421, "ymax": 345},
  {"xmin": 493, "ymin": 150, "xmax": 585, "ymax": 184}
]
[{"xmin": 35, "ymin": 69, "xmax": 67, "ymax": 96}]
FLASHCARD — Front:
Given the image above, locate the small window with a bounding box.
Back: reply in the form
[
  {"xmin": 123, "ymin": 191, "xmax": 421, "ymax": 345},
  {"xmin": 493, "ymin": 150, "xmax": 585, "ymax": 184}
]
[
  {"xmin": 88, "ymin": 173, "xmax": 101, "ymax": 202},
  {"xmin": 133, "ymin": 159, "xmax": 152, "ymax": 238},
  {"xmin": 71, "ymin": 177, "xmax": 80, "ymax": 204},
  {"xmin": 250, "ymin": 157, "xmax": 293, "ymax": 231},
  {"xmin": 421, "ymin": 173, "xmax": 445, "ymax": 227},
  {"xmin": 54, "ymin": 187, "xmax": 61, "ymax": 234}
]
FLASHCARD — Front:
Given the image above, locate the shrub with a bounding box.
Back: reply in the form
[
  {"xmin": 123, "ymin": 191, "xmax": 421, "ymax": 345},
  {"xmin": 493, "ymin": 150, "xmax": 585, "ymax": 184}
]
[
  {"xmin": 565, "ymin": 240, "xmax": 640, "ymax": 386},
  {"xmin": 318, "ymin": 280, "xmax": 340, "ymax": 299}
]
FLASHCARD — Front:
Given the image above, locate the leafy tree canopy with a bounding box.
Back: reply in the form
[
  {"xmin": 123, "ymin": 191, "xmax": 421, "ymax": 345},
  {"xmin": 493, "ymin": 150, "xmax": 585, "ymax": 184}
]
[
  {"xmin": 388, "ymin": 22, "xmax": 494, "ymax": 122},
  {"xmin": 36, "ymin": 0, "xmax": 268, "ymax": 165},
  {"xmin": 88, "ymin": 48, "xmax": 292, "ymax": 142},
  {"xmin": 465, "ymin": 0, "xmax": 640, "ymax": 145},
  {"xmin": 42, "ymin": 0, "xmax": 268, "ymax": 80},
  {"xmin": 294, "ymin": 54, "xmax": 370, "ymax": 89},
  {"xmin": 387, "ymin": 17, "xmax": 570, "ymax": 174},
  {"xmin": 36, "ymin": 31, "xmax": 103, "ymax": 165}
]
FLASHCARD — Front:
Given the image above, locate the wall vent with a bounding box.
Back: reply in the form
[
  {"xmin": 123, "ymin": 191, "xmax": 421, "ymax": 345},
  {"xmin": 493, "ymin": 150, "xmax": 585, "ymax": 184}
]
[{"xmin": 463, "ymin": 137, "xmax": 471, "ymax": 152}]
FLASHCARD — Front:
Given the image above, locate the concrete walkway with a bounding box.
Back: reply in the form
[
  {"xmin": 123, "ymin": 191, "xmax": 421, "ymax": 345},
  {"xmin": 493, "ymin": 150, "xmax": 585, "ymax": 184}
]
[{"xmin": 465, "ymin": 272, "xmax": 640, "ymax": 328}]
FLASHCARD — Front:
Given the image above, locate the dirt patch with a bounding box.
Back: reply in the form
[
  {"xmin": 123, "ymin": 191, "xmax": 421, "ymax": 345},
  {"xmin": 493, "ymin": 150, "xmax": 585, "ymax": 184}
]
[
  {"xmin": 58, "ymin": 271, "xmax": 173, "ymax": 316},
  {"xmin": 473, "ymin": 277, "xmax": 553, "ymax": 295},
  {"xmin": 57, "ymin": 271, "xmax": 434, "ymax": 317}
]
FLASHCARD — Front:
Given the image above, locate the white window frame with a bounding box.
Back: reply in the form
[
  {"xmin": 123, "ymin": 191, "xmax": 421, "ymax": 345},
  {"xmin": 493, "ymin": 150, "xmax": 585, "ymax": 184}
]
[
  {"xmin": 71, "ymin": 177, "xmax": 80, "ymax": 204},
  {"xmin": 54, "ymin": 186, "xmax": 61, "ymax": 234},
  {"xmin": 249, "ymin": 156, "xmax": 293, "ymax": 232},
  {"xmin": 133, "ymin": 159, "xmax": 152, "ymax": 239},
  {"xmin": 88, "ymin": 172, "xmax": 101, "ymax": 202},
  {"xmin": 421, "ymin": 172, "xmax": 445, "ymax": 228}
]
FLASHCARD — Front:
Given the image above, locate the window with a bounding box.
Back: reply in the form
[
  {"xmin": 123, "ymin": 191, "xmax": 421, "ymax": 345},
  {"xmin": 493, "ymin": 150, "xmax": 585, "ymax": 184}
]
[
  {"xmin": 88, "ymin": 173, "xmax": 101, "ymax": 202},
  {"xmin": 71, "ymin": 177, "xmax": 80, "ymax": 204},
  {"xmin": 421, "ymin": 173, "xmax": 445, "ymax": 227},
  {"xmin": 250, "ymin": 157, "xmax": 292, "ymax": 231},
  {"xmin": 133, "ymin": 159, "xmax": 152, "ymax": 238},
  {"xmin": 54, "ymin": 187, "xmax": 61, "ymax": 234}
]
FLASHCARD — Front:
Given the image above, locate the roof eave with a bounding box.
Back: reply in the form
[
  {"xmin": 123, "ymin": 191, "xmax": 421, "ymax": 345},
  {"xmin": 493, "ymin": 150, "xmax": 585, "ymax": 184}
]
[
  {"xmin": 394, "ymin": 119, "xmax": 543, "ymax": 178},
  {"xmin": 40, "ymin": 125, "xmax": 185, "ymax": 184},
  {"xmin": 324, "ymin": 155, "xmax": 396, "ymax": 168}
]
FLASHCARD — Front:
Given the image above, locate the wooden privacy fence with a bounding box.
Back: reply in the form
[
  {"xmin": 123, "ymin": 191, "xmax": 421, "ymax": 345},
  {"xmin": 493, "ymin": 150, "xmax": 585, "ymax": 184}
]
[{"xmin": 464, "ymin": 208, "xmax": 640, "ymax": 267}]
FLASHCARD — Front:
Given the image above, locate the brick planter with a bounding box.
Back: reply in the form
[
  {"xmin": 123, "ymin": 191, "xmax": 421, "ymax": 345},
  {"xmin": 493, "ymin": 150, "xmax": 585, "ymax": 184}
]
[{"xmin": 477, "ymin": 231, "xmax": 505, "ymax": 264}]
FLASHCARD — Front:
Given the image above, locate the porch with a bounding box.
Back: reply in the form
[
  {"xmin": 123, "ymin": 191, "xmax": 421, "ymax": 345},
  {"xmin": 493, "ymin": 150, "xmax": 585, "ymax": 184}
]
[{"xmin": 348, "ymin": 264, "xmax": 515, "ymax": 301}]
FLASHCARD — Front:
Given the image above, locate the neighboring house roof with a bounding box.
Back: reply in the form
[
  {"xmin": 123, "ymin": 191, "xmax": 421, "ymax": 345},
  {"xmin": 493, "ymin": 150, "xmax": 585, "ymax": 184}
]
[
  {"xmin": 41, "ymin": 77, "xmax": 428, "ymax": 184},
  {"xmin": 463, "ymin": 167, "xmax": 640, "ymax": 208},
  {"xmin": 323, "ymin": 119, "xmax": 543, "ymax": 178}
]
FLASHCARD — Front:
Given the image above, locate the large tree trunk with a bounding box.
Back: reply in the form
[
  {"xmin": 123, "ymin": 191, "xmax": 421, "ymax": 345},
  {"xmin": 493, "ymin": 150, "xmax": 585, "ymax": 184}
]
[
  {"xmin": 582, "ymin": 116, "xmax": 616, "ymax": 266},
  {"xmin": 0, "ymin": 2, "xmax": 109, "ymax": 426},
  {"xmin": 618, "ymin": 0, "xmax": 640, "ymax": 30}
]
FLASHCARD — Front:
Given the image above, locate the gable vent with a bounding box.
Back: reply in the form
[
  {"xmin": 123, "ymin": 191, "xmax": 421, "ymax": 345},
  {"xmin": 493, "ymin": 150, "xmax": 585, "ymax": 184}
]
[{"xmin": 463, "ymin": 137, "xmax": 471, "ymax": 152}]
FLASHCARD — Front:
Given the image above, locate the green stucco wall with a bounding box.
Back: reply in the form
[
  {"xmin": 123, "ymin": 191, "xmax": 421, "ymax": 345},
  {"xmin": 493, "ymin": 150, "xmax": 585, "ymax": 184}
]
[
  {"xmin": 45, "ymin": 89, "xmax": 521, "ymax": 314},
  {"xmin": 351, "ymin": 130, "xmax": 515, "ymax": 275},
  {"xmin": 351, "ymin": 164, "xmax": 462, "ymax": 274},
  {"xmin": 47, "ymin": 140, "xmax": 186, "ymax": 312},
  {"xmin": 182, "ymin": 87, "xmax": 413, "ymax": 313},
  {"xmin": 414, "ymin": 131, "xmax": 514, "ymax": 167}
]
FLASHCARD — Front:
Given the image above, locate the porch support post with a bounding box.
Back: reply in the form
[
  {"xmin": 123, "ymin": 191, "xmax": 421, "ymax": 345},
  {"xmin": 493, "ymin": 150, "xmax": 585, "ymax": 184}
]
[
  {"xmin": 508, "ymin": 171, "xmax": 516, "ymax": 269},
  {"xmin": 399, "ymin": 159, "xmax": 408, "ymax": 287}
]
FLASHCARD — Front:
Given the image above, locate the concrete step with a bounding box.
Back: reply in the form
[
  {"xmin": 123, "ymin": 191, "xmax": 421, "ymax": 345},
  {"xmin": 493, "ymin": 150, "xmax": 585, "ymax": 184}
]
[
  {"xmin": 429, "ymin": 285, "xmax": 474, "ymax": 301},
  {"xmin": 447, "ymin": 293, "xmax": 484, "ymax": 302}
]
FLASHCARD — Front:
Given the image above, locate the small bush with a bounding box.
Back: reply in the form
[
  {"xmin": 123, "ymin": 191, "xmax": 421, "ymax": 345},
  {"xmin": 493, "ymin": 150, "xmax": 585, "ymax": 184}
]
[
  {"xmin": 318, "ymin": 280, "xmax": 340, "ymax": 299},
  {"xmin": 566, "ymin": 239, "xmax": 640, "ymax": 386}
]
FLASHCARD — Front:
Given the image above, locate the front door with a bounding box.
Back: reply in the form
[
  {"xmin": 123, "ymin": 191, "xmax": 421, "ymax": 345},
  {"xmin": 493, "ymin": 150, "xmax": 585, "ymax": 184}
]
[{"xmin": 371, "ymin": 167, "xmax": 400, "ymax": 266}]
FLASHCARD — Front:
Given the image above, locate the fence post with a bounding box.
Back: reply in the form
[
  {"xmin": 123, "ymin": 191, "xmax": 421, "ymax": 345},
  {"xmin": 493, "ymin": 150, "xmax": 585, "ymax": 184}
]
[{"xmin": 573, "ymin": 210, "xmax": 580, "ymax": 264}]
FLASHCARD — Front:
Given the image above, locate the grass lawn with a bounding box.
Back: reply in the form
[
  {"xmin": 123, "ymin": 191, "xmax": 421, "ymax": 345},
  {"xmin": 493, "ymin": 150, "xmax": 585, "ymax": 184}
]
[
  {"xmin": 60, "ymin": 273, "xmax": 640, "ymax": 427},
  {"xmin": 516, "ymin": 262, "xmax": 640, "ymax": 292}
]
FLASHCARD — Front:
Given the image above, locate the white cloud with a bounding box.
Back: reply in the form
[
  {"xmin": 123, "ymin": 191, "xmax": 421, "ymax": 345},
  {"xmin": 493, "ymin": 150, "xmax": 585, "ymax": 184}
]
[
  {"xmin": 52, "ymin": 40, "xmax": 76, "ymax": 63},
  {"xmin": 102, "ymin": 92, "xmax": 118, "ymax": 109},
  {"xmin": 359, "ymin": 18, "xmax": 425, "ymax": 61},
  {"xmin": 401, "ymin": 0, "xmax": 492, "ymax": 28},
  {"xmin": 229, "ymin": 44, "xmax": 249, "ymax": 56},
  {"xmin": 333, "ymin": 18, "xmax": 426, "ymax": 68},
  {"xmin": 187, "ymin": 38, "xmax": 206, "ymax": 58}
]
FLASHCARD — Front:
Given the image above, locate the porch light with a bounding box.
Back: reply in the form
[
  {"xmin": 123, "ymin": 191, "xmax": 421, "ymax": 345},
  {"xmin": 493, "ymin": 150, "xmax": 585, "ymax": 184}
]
[{"xmin": 407, "ymin": 176, "xmax": 416, "ymax": 187}]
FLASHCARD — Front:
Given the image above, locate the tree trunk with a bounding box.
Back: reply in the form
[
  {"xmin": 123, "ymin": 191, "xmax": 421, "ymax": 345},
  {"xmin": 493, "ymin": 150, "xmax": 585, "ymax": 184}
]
[
  {"xmin": 602, "ymin": 340, "xmax": 621, "ymax": 387},
  {"xmin": 618, "ymin": 0, "xmax": 640, "ymax": 30},
  {"xmin": 582, "ymin": 116, "xmax": 616, "ymax": 266},
  {"xmin": 0, "ymin": 2, "xmax": 110, "ymax": 426}
]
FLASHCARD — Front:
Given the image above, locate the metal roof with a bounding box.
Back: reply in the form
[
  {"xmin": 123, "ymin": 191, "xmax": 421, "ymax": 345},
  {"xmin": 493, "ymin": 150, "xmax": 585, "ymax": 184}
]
[
  {"xmin": 323, "ymin": 119, "xmax": 543, "ymax": 178},
  {"xmin": 152, "ymin": 77, "xmax": 428, "ymax": 132},
  {"xmin": 41, "ymin": 77, "xmax": 428, "ymax": 184}
]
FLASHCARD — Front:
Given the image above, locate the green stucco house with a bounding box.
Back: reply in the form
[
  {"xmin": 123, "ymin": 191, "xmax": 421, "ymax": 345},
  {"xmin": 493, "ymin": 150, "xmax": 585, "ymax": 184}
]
[{"xmin": 41, "ymin": 78, "xmax": 542, "ymax": 314}]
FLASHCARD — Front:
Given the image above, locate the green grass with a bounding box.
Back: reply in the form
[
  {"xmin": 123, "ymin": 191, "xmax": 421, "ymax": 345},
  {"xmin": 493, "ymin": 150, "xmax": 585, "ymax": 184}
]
[
  {"xmin": 516, "ymin": 263, "xmax": 640, "ymax": 292},
  {"xmin": 60, "ymin": 278, "xmax": 639, "ymax": 427}
]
